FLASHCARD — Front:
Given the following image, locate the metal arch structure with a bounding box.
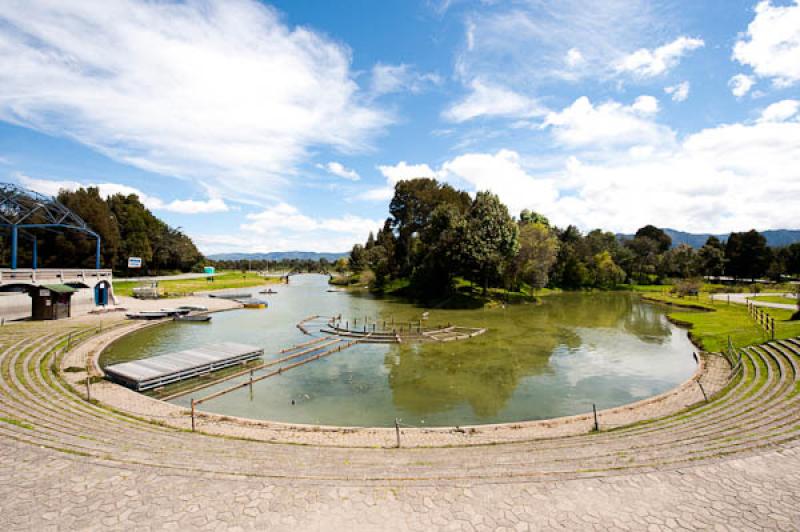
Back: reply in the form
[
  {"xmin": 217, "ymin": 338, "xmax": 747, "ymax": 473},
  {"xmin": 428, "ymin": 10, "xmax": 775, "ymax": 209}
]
[{"xmin": 0, "ymin": 182, "xmax": 101, "ymax": 270}]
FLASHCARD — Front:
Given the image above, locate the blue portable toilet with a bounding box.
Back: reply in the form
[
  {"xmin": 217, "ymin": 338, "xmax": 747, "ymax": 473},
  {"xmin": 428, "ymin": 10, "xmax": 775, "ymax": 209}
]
[{"xmin": 94, "ymin": 281, "xmax": 110, "ymax": 306}]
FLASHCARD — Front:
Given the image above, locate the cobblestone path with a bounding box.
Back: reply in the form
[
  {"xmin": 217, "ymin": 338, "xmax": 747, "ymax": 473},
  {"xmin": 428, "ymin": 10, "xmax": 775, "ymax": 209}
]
[{"xmin": 1, "ymin": 319, "xmax": 799, "ymax": 530}]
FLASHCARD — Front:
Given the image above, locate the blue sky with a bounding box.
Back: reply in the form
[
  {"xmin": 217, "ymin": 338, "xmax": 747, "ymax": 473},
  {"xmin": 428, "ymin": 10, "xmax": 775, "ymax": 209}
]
[{"xmin": 1, "ymin": 0, "xmax": 799, "ymax": 253}]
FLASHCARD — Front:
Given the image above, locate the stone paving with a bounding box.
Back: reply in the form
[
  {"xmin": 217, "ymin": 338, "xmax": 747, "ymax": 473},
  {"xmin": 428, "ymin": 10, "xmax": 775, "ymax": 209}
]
[
  {"xmin": 2, "ymin": 437, "xmax": 799, "ymax": 531},
  {"xmin": 2, "ymin": 302, "xmax": 800, "ymax": 530}
]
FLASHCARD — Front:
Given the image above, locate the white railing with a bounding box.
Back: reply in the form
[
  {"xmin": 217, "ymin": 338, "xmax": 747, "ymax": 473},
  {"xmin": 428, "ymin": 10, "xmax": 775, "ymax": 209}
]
[{"xmin": 0, "ymin": 268, "xmax": 113, "ymax": 284}]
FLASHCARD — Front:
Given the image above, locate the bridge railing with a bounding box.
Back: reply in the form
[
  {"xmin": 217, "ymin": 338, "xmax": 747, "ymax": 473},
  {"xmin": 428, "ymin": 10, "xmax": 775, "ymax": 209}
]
[{"xmin": 0, "ymin": 268, "xmax": 113, "ymax": 284}]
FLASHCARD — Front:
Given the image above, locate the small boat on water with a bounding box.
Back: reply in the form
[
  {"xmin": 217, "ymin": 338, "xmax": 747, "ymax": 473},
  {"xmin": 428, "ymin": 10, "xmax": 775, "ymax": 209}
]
[
  {"xmin": 177, "ymin": 305, "xmax": 208, "ymax": 312},
  {"xmin": 236, "ymin": 298, "xmax": 268, "ymax": 309},
  {"xmin": 126, "ymin": 311, "xmax": 170, "ymax": 320},
  {"xmin": 209, "ymin": 293, "xmax": 251, "ymax": 299},
  {"xmin": 259, "ymin": 289, "xmax": 278, "ymax": 295},
  {"xmin": 160, "ymin": 308, "xmax": 191, "ymax": 316},
  {"xmin": 174, "ymin": 314, "xmax": 212, "ymax": 322}
]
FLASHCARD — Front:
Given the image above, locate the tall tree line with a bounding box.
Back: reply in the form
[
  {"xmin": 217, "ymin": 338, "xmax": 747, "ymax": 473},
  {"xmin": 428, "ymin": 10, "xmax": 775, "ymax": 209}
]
[
  {"xmin": 1, "ymin": 187, "xmax": 203, "ymax": 274},
  {"xmin": 349, "ymin": 178, "xmax": 800, "ymax": 297}
]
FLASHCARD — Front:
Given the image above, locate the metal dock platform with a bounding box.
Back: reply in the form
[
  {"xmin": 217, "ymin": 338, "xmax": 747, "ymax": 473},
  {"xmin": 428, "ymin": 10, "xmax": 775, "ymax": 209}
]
[{"xmin": 104, "ymin": 342, "xmax": 264, "ymax": 391}]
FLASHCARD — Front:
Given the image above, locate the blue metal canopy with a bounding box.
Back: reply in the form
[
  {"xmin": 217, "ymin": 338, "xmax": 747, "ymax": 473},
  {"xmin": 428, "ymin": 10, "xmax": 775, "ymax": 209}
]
[{"xmin": 0, "ymin": 182, "xmax": 101, "ymax": 269}]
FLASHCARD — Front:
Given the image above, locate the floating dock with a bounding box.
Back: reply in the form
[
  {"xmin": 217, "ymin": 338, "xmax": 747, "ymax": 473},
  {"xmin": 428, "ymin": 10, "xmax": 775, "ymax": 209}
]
[{"xmin": 104, "ymin": 342, "xmax": 263, "ymax": 391}]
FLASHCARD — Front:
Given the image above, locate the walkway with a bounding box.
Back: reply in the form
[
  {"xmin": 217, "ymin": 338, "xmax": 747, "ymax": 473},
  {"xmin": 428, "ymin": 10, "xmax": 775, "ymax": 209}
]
[
  {"xmin": 1, "ymin": 313, "xmax": 800, "ymax": 529},
  {"xmin": 711, "ymin": 292, "xmax": 798, "ymax": 310}
]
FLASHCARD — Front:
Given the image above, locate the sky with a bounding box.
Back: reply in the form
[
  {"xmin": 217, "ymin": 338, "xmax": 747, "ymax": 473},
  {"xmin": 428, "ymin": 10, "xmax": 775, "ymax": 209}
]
[{"xmin": 1, "ymin": 0, "xmax": 799, "ymax": 255}]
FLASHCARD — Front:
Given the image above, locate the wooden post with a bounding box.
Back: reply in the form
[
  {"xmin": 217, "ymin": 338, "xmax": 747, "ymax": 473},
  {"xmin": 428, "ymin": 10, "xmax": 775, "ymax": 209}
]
[
  {"xmin": 592, "ymin": 403, "xmax": 599, "ymax": 432},
  {"xmin": 249, "ymin": 369, "xmax": 254, "ymax": 397},
  {"xmin": 191, "ymin": 399, "xmax": 196, "ymax": 432},
  {"xmin": 85, "ymin": 358, "xmax": 92, "ymax": 402},
  {"xmin": 395, "ymin": 418, "xmax": 401, "ymax": 448},
  {"xmin": 66, "ymin": 331, "xmax": 73, "ymax": 352},
  {"xmin": 698, "ymin": 381, "xmax": 708, "ymax": 402}
]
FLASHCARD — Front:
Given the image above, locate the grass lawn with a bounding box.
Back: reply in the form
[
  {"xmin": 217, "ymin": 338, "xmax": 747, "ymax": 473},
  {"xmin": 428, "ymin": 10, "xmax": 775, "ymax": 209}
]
[
  {"xmin": 750, "ymin": 295, "xmax": 800, "ymax": 306},
  {"xmin": 641, "ymin": 292, "xmax": 800, "ymax": 352},
  {"xmin": 113, "ymin": 272, "xmax": 281, "ymax": 298}
]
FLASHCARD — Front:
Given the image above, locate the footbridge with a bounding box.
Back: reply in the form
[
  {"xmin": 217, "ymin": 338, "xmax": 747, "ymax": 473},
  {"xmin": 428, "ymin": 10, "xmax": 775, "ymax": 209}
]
[{"xmin": 0, "ymin": 268, "xmax": 113, "ymax": 289}]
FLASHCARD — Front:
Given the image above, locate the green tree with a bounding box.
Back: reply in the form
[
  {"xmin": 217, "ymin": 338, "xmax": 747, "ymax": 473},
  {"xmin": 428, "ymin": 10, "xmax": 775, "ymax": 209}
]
[
  {"xmin": 593, "ymin": 251, "xmax": 626, "ymax": 288},
  {"xmin": 725, "ymin": 230, "xmax": 771, "ymax": 281},
  {"xmin": 514, "ymin": 222, "xmax": 559, "ymax": 292},
  {"xmin": 519, "ymin": 209, "xmax": 550, "ymax": 227},
  {"xmin": 634, "ymin": 225, "xmax": 672, "ymax": 253},
  {"xmin": 349, "ymin": 244, "xmax": 367, "ymax": 273},
  {"xmin": 411, "ymin": 203, "xmax": 467, "ymax": 296},
  {"xmin": 660, "ymin": 244, "xmax": 698, "ymax": 279},
  {"xmin": 697, "ymin": 237, "xmax": 726, "ymax": 277},
  {"xmin": 625, "ymin": 235, "xmax": 661, "ymax": 283},
  {"xmin": 389, "ymin": 178, "xmax": 471, "ymax": 275},
  {"xmin": 460, "ymin": 192, "xmax": 519, "ymax": 294}
]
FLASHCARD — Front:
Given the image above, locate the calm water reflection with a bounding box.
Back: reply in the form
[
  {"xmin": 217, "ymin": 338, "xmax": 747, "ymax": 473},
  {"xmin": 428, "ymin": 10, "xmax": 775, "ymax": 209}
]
[{"xmin": 102, "ymin": 274, "xmax": 696, "ymax": 427}]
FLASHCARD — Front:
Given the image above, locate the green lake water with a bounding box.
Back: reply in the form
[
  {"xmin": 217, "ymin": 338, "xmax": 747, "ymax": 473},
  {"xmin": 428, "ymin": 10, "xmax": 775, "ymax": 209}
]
[{"xmin": 101, "ymin": 274, "xmax": 697, "ymax": 427}]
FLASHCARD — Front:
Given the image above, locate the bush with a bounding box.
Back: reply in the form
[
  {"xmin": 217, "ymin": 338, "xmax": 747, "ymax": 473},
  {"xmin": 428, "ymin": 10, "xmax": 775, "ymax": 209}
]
[{"xmin": 672, "ymin": 278, "xmax": 702, "ymax": 298}]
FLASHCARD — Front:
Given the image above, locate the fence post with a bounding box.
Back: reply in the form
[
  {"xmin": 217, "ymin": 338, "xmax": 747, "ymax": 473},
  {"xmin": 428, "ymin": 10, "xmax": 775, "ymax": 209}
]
[
  {"xmin": 395, "ymin": 418, "xmax": 401, "ymax": 448},
  {"xmin": 697, "ymin": 381, "xmax": 708, "ymax": 402},
  {"xmin": 85, "ymin": 357, "xmax": 92, "ymax": 402},
  {"xmin": 592, "ymin": 403, "xmax": 599, "ymax": 432},
  {"xmin": 191, "ymin": 399, "xmax": 196, "ymax": 432}
]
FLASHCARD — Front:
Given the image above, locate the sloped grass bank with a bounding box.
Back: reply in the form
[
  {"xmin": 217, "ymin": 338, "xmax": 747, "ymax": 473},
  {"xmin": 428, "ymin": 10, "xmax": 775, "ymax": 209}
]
[{"xmin": 642, "ymin": 292, "xmax": 800, "ymax": 351}]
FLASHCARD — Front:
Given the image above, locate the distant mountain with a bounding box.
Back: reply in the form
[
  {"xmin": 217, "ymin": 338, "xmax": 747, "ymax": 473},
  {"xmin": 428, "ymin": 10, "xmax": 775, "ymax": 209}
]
[
  {"xmin": 207, "ymin": 251, "xmax": 348, "ymax": 261},
  {"xmin": 617, "ymin": 229, "xmax": 800, "ymax": 248}
]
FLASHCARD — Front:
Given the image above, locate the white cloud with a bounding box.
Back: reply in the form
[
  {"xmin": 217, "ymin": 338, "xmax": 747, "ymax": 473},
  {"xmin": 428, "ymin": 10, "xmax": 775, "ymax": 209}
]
[
  {"xmin": 319, "ymin": 161, "xmax": 360, "ymax": 181},
  {"xmin": 615, "ymin": 36, "xmax": 704, "ymax": 78},
  {"xmin": 565, "ymin": 48, "xmax": 584, "ymax": 68},
  {"xmin": 443, "ymin": 80, "xmax": 545, "ymax": 122},
  {"xmin": 631, "ymin": 95, "xmax": 660, "ymax": 114},
  {"xmin": 0, "ymin": 0, "xmax": 388, "ymax": 200},
  {"xmin": 438, "ymin": 150, "xmax": 559, "ymax": 217},
  {"xmin": 225, "ymin": 202, "xmax": 381, "ymax": 253},
  {"xmin": 758, "ymin": 99, "xmax": 800, "ymax": 123},
  {"xmin": 733, "ymin": 0, "xmax": 800, "ymax": 88},
  {"xmin": 379, "ymin": 99, "xmax": 800, "ymax": 234},
  {"xmin": 729, "ymin": 74, "xmax": 756, "ymax": 97},
  {"xmin": 456, "ymin": 1, "xmax": 666, "ymax": 86},
  {"xmin": 369, "ymin": 63, "xmax": 441, "ymax": 96},
  {"xmin": 16, "ymin": 174, "xmax": 228, "ymax": 214},
  {"xmin": 357, "ymin": 161, "xmax": 437, "ymax": 201},
  {"xmin": 664, "ymin": 81, "xmax": 690, "ymax": 102},
  {"xmin": 378, "ymin": 162, "xmax": 437, "ymax": 184},
  {"xmin": 159, "ymin": 198, "xmax": 229, "ymax": 215},
  {"xmin": 542, "ymin": 96, "xmax": 672, "ymax": 148}
]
